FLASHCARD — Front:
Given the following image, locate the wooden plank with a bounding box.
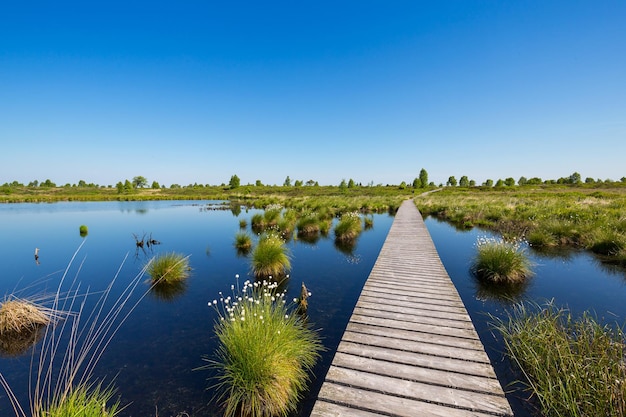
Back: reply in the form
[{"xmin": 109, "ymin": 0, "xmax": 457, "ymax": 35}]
[
  {"xmin": 337, "ymin": 338, "xmax": 497, "ymax": 378},
  {"xmin": 310, "ymin": 200, "xmax": 513, "ymax": 416},
  {"xmin": 343, "ymin": 327, "xmax": 492, "ymax": 363}
]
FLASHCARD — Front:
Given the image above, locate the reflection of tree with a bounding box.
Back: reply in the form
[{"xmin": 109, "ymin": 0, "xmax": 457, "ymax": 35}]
[
  {"xmin": 149, "ymin": 280, "xmax": 188, "ymax": 302},
  {"xmin": 230, "ymin": 202, "xmax": 242, "ymax": 217}
]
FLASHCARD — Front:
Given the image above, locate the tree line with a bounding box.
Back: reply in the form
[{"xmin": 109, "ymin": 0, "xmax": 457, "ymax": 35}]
[{"xmin": 3, "ymin": 169, "xmax": 626, "ymax": 192}]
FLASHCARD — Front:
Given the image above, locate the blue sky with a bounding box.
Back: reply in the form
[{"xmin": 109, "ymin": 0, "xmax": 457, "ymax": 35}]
[{"xmin": 1, "ymin": 1, "xmax": 625, "ymax": 186}]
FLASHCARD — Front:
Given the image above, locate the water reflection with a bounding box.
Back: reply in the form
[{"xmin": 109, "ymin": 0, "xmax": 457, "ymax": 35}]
[
  {"xmin": 150, "ymin": 280, "xmax": 188, "ymax": 302},
  {"xmin": 472, "ymin": 276, "xmax": 531, "ymax": 305},
  {"xmin": 0, "ymin": 325, "xmax": 46, "ymax": 357}
]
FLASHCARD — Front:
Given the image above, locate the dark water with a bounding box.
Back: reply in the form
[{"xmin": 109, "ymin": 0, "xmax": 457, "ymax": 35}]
[
  {"xmin": 0, "ymin": 201, "xmax": 394, "ymax": 416},
  {"xmin": 425, "ymin": 216, "xmax": 626, "ymax": 417}
]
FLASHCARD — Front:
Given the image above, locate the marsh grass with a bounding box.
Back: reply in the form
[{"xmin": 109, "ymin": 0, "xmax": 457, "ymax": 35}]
[
  {"xmin": 251, "ymin": 233, "xmax": 291, "ymax": 279},
  {"xmin": 44, "ymin": 382, "xmax": 120, "ymax": 417},
  {"xmin": 334, "ymin": 212, "xmax": 362, "ymax": 242},
  {"xmin": 471, "ymin": 236, "xmax": 533, "ymax": 284},
  {"xmin": 234, "ymin": 232, "xmax": 253, "ymax": 251},
  {"xmin": 147, "ymin": 252, "xmax": 191, "ymax": 284},
  {"xmin": 0, "ymin": 297, "xmax": 63, "ymax": 357},
  {"xmin": 0, "ymin": 242, "xmax": 152, "ymax": 417},
  {"xmin": 492, "ymin": 302, "xmax": 626, "ymax": 417},
  {"xmin": 0, "ymin": 297, "xmax": 60, "ymax": 334},
  {"xmin": 415, "ymin": 187, "xmax": 626, "ymax": 267},
  {"xmin": 202, "ymin": 279, "xmax": 322, "ymax": 417}
]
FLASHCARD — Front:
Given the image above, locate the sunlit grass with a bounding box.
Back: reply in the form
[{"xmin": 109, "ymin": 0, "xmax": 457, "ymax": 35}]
[
  {"xmin": 251, "ymin": 233, "xmax": 291, "ymax": 279},
  {"xmin": 492, "ymin": 301, "xmax": 626, "ymax": 417},
  {"xmin": 202, "ymin": 279, "xmax": 322, "ymax": 417},
  {"xmin": 471, "ymin": 236, "xmax": 533, "ymax": 284},
  {"xmin": 147, "ymin": 252, "xmax": 191, "ymax": 284},
  {"xmin": 334, "ymin": 212, "xmax": 362, "ymax": 242}
]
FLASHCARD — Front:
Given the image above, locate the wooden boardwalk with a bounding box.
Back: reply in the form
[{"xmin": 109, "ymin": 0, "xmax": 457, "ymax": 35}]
[{"xmin": 310, "ymin": 200, "xmax": 513, "ymax": 417}]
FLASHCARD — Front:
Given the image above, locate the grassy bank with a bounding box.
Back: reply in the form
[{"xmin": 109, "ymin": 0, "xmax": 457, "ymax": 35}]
[{"xmin": 415, "ymin": 185, "xmax": 626, "ymax": 267}]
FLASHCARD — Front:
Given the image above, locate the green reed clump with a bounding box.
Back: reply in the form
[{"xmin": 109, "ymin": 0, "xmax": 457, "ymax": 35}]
[
  {"xmin": 334, "ymin": 211, "xmax": 362, "ymax": 242},
  {"xmin": 147, "ymin": 252, "xmax": 190, "ymax": 284},
  {"xmin": 203, "ymin": 279, "xmax": 322, "ymax": 417},
  {"xmin": 296, "ymin": 213, "xmax": 320, "ymax": 236},
  {"xmin": 234, "ymin": 232, "xmax": 253, "ymax": 251},
  {"xmin": 471, "ymin": 236, "xmax": 533, "ymax": 284},
  {"xmin": 251, "ymin": 233, "xmax": 291, "ymax": 278},
  {"xmin": 492, "ymin": 302, "xmax": 626, "ymax": 417},
  {"xmin": 45, "ymin": 383, "xmax": 120, "ymax": 417}
]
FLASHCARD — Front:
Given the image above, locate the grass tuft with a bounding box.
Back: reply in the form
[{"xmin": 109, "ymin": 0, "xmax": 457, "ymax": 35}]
[
  {"xmin": 147, "ymin": 252, "xmax": 191, "ymax": 284},
  {"xmin": 0, "ymin": 297, "xmax": 59, "ymax": 334},
  {"xmin": 251, "ymin": 233, "xmax": 291, "ymax": 279},
  {"xmin": 334, "ymin": 212, "xmax": 362, "ymax": 242},
  {"xmin": 471, "ymin": 236, "xmax": 533, "ymax": 284},
  {"xmin": 202, "ymin": 279, "xmax": 322, "ymax": 417},
  {"xmin": 492, "ymin": 301, "xmax": 626, "ymax": 417}
]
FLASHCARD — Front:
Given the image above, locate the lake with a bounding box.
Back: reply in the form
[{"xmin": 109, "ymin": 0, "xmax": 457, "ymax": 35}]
[
  {"xmin": 0, "ymin": 201, "xmax": 394, "ymax": 416},
  {"xmin": 1, "ymin": 201, "xmax": 624, "ymax": 417}
]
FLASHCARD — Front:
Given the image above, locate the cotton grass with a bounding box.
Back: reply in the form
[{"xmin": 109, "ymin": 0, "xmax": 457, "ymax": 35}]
[{"xmin": 202, "ymin": 278, "xmax": 322, "ymax": 417}]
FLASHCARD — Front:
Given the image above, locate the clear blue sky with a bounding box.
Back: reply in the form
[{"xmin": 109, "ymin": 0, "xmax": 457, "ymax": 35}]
[{"xmin": 1, "ymin": 1, "xmax": 625, "ymax": 186}]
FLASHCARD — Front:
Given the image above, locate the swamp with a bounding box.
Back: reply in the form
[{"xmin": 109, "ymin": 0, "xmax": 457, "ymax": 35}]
[{"xmin": 1, "ymin": 184, "xmax": 626, "ymax": 416}]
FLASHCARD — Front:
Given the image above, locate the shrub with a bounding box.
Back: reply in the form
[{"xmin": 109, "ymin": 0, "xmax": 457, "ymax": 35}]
[
  {"xmin": 79, "ymin": 224, "xmax": 88, "ymax": 237},
  {"xmin": 251, "ymin": 233, "xmax": 291, "ymax": 278},
  {"xmin": 202, "ymin": 279, "xmax": 322, "ymax": 417},
  {"xmin": 471, "ymin": 236, "xmax": 533, "ymax": 284},
  {"xmin": 492, "ymin": 302, "xmax": 626, "ymax": 417},
  {"xmin": 147, "ymin": 252, "xmax": 191, "ymax": 284}
]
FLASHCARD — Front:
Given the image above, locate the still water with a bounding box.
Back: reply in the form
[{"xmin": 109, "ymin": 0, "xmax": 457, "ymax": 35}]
[
  {"xmin": 426, "ymin": 216, "xmax": 626, "ymax": 417},
  {"xmin": 1, "ymin": 202, "xmax": 624, "ymax": 416},
  {"xmin": 0, "ymin": 201, "xmax": 394, "ymax": 416}
]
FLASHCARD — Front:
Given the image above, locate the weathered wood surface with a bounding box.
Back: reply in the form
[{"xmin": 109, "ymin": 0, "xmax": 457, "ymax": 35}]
[{"xmin": 310, "ymin": 200, "xmax": 513, "ymax": 417}]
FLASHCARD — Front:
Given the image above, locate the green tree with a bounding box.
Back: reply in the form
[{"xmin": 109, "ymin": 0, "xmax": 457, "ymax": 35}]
[
  {"xmin": 569, "ymin": 172, "xmax": 582, "ymax": 184},
  {"xmin": 116, "ymin": 181, "xmax": 124, "ymax": 193},
  {"xmin": 339, "ymin": 179, "xmax": 347, "ymax": 190},
  {"xmin": 151, "ymin": 181, "xmax": 160, "ymax": 189},
  {"xmin": 459, "ymin": 176, "xmax": 469, "ymax": 187},
  {"xmin": 132, "ymin": 176, "xmax": 148, "ymax": 188},
  {"xmin": 229, "ymin": 174, "xmax": 241, "ymax": 189},
  {"xmin": 255, "ymin": 180, "xmax": 263, "ymax": 186},
  {"xmin": 518, "ymin": 176, "xmax": 528, "ymax": 186},
  {"xmin": 41, "ymin": 179, "xmax": 56, "ymax": 187},
  {"xmin": 283, "ymin": 176, "xmax": 291, "ymax": 187},
  {"xmin": 412, "ymin": 178, "xmax": 421, "ymax": 189},
  {"xmin": 446, "ymin": 176, "xmax": 457, "ymax": 187},
  {"xmin": 504, "ymin": 177, "xmax": 516, "ymax": 186},
  {"xmin": 305, "ymin": 179, "xmax": 316, "ymax": 186},
  {"xmin": 294, "ymin": 180, "xmax": 303, "ymax": 187},
  {"xmin": 419, "ymin": 168, "xmax": 428, "ymax": 188},
  {"xmin": 78, "ymin": 179, "xmax": 87, "ymax": 187},
  {"xmin": 484, "ymin": 179, "xmax": 494, "ymax": 187},
  {"xmin": 348, "ymin": 179, "xmax": 355, "ymax": 188},
  {"xmin": 124, "ymin": 179, "xmax": 133, "ymax": 192}
]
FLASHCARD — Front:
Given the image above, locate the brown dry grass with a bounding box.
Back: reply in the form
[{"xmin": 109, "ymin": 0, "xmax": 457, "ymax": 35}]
[{"xmin": 0, "ymin": 298, "xmax": 56, "ymax": 334}]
